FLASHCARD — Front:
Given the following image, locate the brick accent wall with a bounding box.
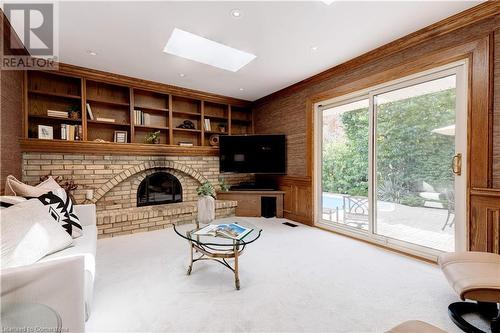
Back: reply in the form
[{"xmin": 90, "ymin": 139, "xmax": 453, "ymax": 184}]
[{"xmin": 22, "ymin": 153, "xmax": 252, "ymax": 237}]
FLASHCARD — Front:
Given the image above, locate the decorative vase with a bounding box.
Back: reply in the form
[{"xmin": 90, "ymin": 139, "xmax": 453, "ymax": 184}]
[
  {"xmin": 197, "ymin": 195, "xmax": 215, "ymax": 225},
  {"xmin": 209, "ymin": 134, "xmax": 219, "ymax": 146}
]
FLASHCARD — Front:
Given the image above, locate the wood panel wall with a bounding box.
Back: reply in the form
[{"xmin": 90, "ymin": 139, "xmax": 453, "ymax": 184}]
[
  {"xmin": 253, "ymin": 3, "xmax": 500, "ymax": 252},
  {"xmin": 470, "ymin": 189, "xmax": 500, "ymax": 254},
  {"xmin": 493, "ymin": 28, "xmax": 500, "ymax": 187},
  {"xmin": 1, "ymin": 14, "xmax": 25, "ymax": 194}
]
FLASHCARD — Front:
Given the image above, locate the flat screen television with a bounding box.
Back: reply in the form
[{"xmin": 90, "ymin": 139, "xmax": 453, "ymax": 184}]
[{"xmin": 219, "ymin": 135, "xmax": 286, "ymax": 174}]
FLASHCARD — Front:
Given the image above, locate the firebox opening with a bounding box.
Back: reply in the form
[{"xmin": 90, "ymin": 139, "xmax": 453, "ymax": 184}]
[{"xmin": 137, "ymin": 172, "xmax": 182, "ymax": 207}]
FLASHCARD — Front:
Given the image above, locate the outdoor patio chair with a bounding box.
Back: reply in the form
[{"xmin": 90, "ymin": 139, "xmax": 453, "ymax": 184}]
[
  {"xmin": 343, "ymin": 195, "xmax": 369, "ymax": 229},
  {"xmin": 441, "ymin": 189, "xmax": 455, "ymax": 231},
  {"xmin": 322, "ymin": 207, "xmax": 339, "ymax": 222}
]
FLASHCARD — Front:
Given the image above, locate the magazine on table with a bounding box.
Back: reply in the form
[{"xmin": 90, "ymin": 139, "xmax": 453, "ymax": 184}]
[{"xmin": 194, "ymin": 223, "xmax": 253, "ymax": 240}]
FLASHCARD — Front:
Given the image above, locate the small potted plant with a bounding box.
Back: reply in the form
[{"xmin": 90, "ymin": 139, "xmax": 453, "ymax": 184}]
[
  {"xmin": 145, "ymin": 130, "xmax": 160, "ymax": 144},
  {"xmin": 218, "ymin": 122, "xmax": 227, "ymax": 133},
  {"xmin": 196, "ymin": 181, "xmax": 216, "ymax": 224},
  {"xmin": 218, "ymin": 176, "xmax": 230, "ymax": 192}
]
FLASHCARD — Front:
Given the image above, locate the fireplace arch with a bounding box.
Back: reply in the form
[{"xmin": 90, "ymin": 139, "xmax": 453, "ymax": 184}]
[{"xmin": 137, "ymin": 172, "xmax": 182, "ymax": 207}]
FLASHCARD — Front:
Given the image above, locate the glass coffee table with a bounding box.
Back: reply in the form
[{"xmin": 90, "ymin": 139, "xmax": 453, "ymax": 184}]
[
  {"xmin": 173, "ymin": 220, "xmax": 262, "ymax": 290},
  {"xmin": 1, "ymin": 302, "xmax": 62, "ymax": 332}
]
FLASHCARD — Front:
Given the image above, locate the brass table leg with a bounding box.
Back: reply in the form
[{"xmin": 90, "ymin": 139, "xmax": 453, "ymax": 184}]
[
  {"xmin": 234, "ymin": 241, "xmax": 240, "ymax": 290},
  {"xmin": 187, "ymin": 241, "xmax": 193, "ymax": 275}
]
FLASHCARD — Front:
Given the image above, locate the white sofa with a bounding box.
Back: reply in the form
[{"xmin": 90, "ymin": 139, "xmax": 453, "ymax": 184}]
[{"xmin": 1, "ymin": 204, "xmax": 97, "ymax": 332}]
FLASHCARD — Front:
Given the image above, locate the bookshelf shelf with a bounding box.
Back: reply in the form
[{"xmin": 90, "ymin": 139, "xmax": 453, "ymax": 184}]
[
  {"xmin": 204, "ymin": 131, "xmax": 228, "ymax": 135},
  {"xmin": 204, "ymin": 115, "xmax": 227, "ymax": 121},
  {"xmin": 173, "ymin": 128, "xmax": 201, "ymax": 133},
  {"xmin": 86, "ymin": 98, "xmax": 130, "ymax": 107},
  {"xmin": 135, "ymin": 125, "xmax": 169, "ymax": 130},
  {"xmin": 134, "ymin": 105, "xmax": 169, "ymax": 112},
  {"xmin": 29, "ymin": 115, "xmax": 82, "ymax": 122},
  {"xmin": 172, "ymin": 110, "xmax": 201, "ymax": 117},
  {"xmin": 24, "ymin": 67, "xmax": 253, "ymax": 153},
  {"xmin": 88, "ymin": 120, "xmax": 130, "ymax": 126},
  {"xmin": 28, "ymin": 90, "xmax": 81, "ymax": 100}
]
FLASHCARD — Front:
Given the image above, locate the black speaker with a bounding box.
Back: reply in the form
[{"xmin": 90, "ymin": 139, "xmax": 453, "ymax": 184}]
[{"xmin": 261, "ymin": 197, "xmax": 277, "ymax": 218}]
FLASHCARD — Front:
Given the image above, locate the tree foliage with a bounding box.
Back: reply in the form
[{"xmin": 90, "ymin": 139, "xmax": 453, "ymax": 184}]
[{"xmin": 322, "ymin": 89, "xmax": 456, "ymax": 203}]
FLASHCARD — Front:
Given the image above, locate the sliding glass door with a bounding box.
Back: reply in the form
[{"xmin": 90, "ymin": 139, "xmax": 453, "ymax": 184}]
[
  {"xmin": 317, "ymin": 62, "xmax": 467, "ymax": 256},
  {"xmin": 321, "ymin": 98, "xmax": 369, "ymax": 230}
]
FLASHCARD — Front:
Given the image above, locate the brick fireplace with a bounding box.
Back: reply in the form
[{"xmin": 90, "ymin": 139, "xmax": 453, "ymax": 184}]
[
  {"xmin": 22, "ymin": 153, "xmax": 252, "ymax": 238},
  {"xmin": 137, "ymin": 172, "xmax": 182, "ymax": 206}
]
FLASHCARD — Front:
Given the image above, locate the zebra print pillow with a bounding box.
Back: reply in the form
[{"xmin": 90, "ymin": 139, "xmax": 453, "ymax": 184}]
[{"xmin": 38, "ymin": 189, "xmax": 82, "ymax": 238}]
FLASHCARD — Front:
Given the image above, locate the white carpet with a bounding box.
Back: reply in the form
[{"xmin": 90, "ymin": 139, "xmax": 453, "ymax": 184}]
[{"xmin": 86, "ymin": 217, "xmax": 465, "ymax": 333}]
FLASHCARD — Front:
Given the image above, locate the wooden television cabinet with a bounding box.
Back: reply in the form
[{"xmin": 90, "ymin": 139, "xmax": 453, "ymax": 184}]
[{"xmin": 217, "ymin": 190, "xmax": 285, "ymax": 218}]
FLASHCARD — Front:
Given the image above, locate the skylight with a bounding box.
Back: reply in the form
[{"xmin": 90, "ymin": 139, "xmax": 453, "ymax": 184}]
[{"xmin": 163, "ymin": 28, "xmax": 256, "ymax": 72}]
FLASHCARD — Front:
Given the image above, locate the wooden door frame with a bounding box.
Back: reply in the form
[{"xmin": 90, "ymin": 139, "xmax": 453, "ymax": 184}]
[{"xmin": 307, "ymin": 36, "xmax": 492, "ymax": 249}]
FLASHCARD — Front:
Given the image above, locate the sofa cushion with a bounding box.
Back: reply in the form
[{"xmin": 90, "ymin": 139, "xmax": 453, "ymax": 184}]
[
  {"xmin": 38, "ymin": 189, "xmax": 82, "ymax": 238},
  {"xmin": 40, "ymin": 225, "xmax": 97, "ymax": 279},
  {"xmin": 0, "ymin": 199, "xmax": 73, "ymax": 269},
  {"xmin": 0, "ymin": 196, "xmax": 27, "ymax": 209},
  {"xmin": 4, "ymin": 175, "xmax": 61, "ymax": 197},
  {"xmin": 40, "ymin": 224, "xmax": 97, "ymax": 320}
]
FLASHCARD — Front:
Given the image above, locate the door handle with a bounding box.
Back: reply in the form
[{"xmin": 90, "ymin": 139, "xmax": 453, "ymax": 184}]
[{"xmin": 452, "ymin": 153, "xmax": 462, "ymax": 176}]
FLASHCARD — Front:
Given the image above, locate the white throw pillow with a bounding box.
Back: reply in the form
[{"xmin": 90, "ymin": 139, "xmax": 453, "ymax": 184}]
[
  {"xmin": 0, "ymin": 199, "xmax": 73, "ymax": 269},
  {"xmin": 4, "ymin": 175, "xmax": 61, "ymax": 197},
  {"xmin": 0, "ymin": 196, "xmax": 27, "ymax": 209}
]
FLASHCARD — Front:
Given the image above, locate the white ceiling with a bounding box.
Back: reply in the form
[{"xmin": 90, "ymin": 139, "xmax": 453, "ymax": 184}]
[{"xmin": 58, "ymin": 1, "xmax": 482, "ymax": 101}]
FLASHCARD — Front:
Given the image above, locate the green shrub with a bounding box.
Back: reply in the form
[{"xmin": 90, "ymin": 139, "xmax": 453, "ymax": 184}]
[{"xmin": 400, "ymin": 194, "xmax": 425, "ymax": 207}]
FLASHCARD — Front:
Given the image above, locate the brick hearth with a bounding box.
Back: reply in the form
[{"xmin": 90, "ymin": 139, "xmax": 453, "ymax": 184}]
[{"xmin": 22, "ymin": 153, "xmax": 252, "ymax": 238}]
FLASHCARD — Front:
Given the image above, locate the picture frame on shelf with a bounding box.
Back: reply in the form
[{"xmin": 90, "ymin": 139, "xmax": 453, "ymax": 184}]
[
  {"xmin": 38, "ymin": 125, "xmax": 53, "ymax": 140},
  {"xmin": 114, "ymin": 130, "xmax": 128, "ymax": 143}
]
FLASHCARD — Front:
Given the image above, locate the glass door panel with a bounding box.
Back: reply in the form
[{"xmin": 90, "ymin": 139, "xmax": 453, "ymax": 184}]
[
  {"xmin": 373, "ymin": 75, "xmax": 457, "ymax": 251},
  {"xmin": 321, "ymin": 98, "xmax": 370, "ymax": 231}
]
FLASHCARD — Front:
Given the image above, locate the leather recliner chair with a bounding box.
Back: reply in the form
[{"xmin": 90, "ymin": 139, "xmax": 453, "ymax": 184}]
[{"xmin": 438, "ymin": 251, "xmax": 500, "ymax": 333}]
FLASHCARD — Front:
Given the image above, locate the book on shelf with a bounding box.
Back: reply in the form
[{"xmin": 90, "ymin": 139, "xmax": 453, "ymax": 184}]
[
  {"xmin": 61, "ymin": 124, "xmax": 67, "ymax": 140},
  {"xmin": 95, "ymin": 117, "xmax": 115, "ymax": 123},
  {"xmin": 193, "ymin": 223, "xmax": 253, "ymax": 241},
  {"xmin": 68, "ymin": 125, "xmax": 75, "ymax": 141},
  {"xmin": 47, "ymin": 110, "xmax": 69, "ymax": 118},
  {"xmin": 178, "ymin": 141, "xmax": 194, "ymax": 147},
  {"xmin": 204, "ymin": 118, "xmax": 211, "ymax": 131},
  {"xmin": 134, "ymin": 109, "xmax": 151, "ymax": 126},
  {"xmin": 77, "ymin": 124, "xmax": 83, "ymax": 140},
  {"xmin": 61, "ymin": 124, "xmax": 82, "ymax": 141},
  {"xmin": 86, "ymin": 103, "xmax": 94, "ymax": 120}
]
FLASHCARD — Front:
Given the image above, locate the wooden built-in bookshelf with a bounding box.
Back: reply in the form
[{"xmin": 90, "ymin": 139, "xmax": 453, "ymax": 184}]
[{"xmin": 22, "ymin": 65, "xmax": 253, "ymax": 155}]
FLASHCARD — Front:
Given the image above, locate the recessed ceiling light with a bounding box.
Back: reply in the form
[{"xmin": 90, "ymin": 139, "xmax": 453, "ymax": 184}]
[
  {"xmin": 231, "ymin": 9, "xmax": 242, "ymax": 18},
  {"xmin": 239, "ymin": 88, "xmax": 244, "ymax": 91},
  {"xmin": 87, "ymin": 50, "xmax": 97, "ymax": 56},
  {"xmin": 179, "ymin": 73, "xmax": 186, "ymax": 78},
  {"xmin": 163, "ymin": 28, "xmax": 256, "ymax": 72},
  {"xmin": 321, "ymin": 0, "xmax": 336, "ymax": 5},
  {"xmin": 311, "ymin": 46, "xmax": 318, "ymax": 51}
]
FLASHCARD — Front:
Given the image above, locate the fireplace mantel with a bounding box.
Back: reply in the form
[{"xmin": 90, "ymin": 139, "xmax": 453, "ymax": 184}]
[{"xmin": 20, "ymin": 139, "xmax": 219, "ymax": 156}]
